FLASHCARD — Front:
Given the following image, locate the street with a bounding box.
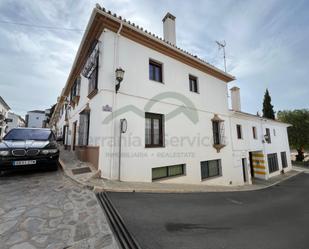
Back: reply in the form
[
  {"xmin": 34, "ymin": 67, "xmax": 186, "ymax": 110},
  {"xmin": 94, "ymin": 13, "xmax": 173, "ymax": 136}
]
[
  {"xmin": 0, "ymin": 169, "xmax": 118, "ymax": 249},
  {"xmin": 109, "ymin": 173, "xmax": 309, "ymax": 249}
]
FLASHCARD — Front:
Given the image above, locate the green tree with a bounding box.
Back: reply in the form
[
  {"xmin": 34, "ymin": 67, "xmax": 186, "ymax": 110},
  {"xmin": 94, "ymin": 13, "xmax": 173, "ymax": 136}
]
[
  {"xmin": 262, "ymin": 89, "xmax": 275, "ymax": 119},
  {"xmin": 277, "ymin": 109, "xmax": 309, "ymax": 161}
]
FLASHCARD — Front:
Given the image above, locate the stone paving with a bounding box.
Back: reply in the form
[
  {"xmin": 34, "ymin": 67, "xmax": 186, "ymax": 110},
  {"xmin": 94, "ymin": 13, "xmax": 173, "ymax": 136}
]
[{"xmin": 0, "ymin": 170, "xmax": 119, "ymax": 249}]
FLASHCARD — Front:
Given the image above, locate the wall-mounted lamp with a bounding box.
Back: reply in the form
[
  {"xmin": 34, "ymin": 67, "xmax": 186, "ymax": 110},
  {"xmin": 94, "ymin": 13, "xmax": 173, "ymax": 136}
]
[{"xmin": 115, "ymin": 67, "xmax": 125, "ymax": 93}]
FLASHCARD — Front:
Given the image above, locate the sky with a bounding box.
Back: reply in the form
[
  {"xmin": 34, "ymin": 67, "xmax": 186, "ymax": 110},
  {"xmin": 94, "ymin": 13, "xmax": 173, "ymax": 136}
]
[{"xmin": 0, "ymin": 0, "xmax": 308, "ymax": 118}]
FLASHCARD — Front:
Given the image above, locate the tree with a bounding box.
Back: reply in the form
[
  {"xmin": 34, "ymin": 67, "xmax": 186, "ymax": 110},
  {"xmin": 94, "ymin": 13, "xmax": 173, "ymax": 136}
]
[
  {"xmin": 262, "ymin": 89, "xmax": 275, "ymax": 119},
  {"xmin": 277, "ymin": 109, "xmax": 309, "ymax": 161}
]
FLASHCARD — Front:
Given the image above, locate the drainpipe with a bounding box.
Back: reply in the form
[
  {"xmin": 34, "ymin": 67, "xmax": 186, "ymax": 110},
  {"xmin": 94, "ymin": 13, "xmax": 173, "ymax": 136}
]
[{"xmin": 110, "ymin": 21, "xmax": 123, "ymax": 180}]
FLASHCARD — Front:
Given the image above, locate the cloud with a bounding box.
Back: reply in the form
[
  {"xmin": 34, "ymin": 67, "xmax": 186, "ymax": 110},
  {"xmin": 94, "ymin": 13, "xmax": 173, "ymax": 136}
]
[{"xmin": 0, "ymin": 0, "xmax": 308, "ymax": 118}]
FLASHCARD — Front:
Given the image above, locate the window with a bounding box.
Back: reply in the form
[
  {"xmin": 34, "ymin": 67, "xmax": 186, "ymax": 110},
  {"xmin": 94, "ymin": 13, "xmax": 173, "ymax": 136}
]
[
  {"xmin": 212, "ymin": 121, "xmax": 220, "ymax": 145},
  {"xmin": 201, "ymin": 159, "xmax": 222, "ymax": 180},
  {"xmin": 267, "ymin": 153, "xmax": 279, "ymax": 173},
  {"xmin": 149, "ymin": 60, "xmax": 163, "ymax": 82},
  {"xmin": 71, "ymin": 77, "xmax": 81, "ymax": 103},
  {"xmin": 88, "ymin": 58, "xmax": 98, "ymax": 96},
  {"xmin": 152, "ymin": 164, "xmax": 185, "ymax": 180},
  {"xmin": 236, "ymin": 124, "xmax": 242, "ymax": 139},
  {"xmin": 145, "ymin": 112, "xmax": 164, "ymax": 147},
  {"xmin": 273, "ymin": 129, "xmax": 276, "ymax": 136},
  {"xmin": 252, "ymin": 126, "xmax": 257, "ymax": 139},
  {"xmin": 265, "ymin": 128, "xmax": 271, "ymax": 143},
  {"xmin": 189, "ymin": 75, "xmax": 198, "ymax": 93},
  {"xmin": 281, "ymin": 152, "xmax": 288, "ymax": 168}
]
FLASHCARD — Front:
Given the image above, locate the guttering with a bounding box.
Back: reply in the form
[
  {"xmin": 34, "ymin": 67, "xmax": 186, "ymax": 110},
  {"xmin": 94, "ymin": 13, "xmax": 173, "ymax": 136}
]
[
  {"xmin": 95, "ymin": 7, "xmax": 235, "ymax": 82},
  {"xmin": 230, "ymin": 110, "xmax": 292, "ymax": 127}
]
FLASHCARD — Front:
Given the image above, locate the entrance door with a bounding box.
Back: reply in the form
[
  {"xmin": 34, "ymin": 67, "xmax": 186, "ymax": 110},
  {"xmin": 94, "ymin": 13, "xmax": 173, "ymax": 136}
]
[
  {"xmin": 242, "ymin": 158, "xmax": 247, "ymax": 182},
  {"xmin": 249, "ymin": 152, "xmax": 254, "ymax": 178},
  {"xmin": 62, "ymin": 125, "xmax": 66, "ymax": 145},
  {"xmin": 72, "ymin": 122, "xmax": 77, "ymax": 151}
]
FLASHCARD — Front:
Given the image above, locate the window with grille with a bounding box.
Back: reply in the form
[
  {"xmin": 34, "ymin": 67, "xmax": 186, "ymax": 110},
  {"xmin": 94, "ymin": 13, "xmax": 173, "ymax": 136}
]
[
  {"xmin": 267, "ymin": 153, "xmax": 279, "ymax": 173},
  {"xmin": 201, "ymin": 159, "xmax": 222, "ymax": 180},
  {"xmin": 152, "ymin": 164, "xmax": 185, "ymax": 180},
  {"xmin": 88, "ymin": 60, "xmax": 98, "ymax": 96},
  {"xmin": 281, "ymin": 151, "xmax": 288, "ymax": 168},
  {"xmin": 145, "ymin": 112, "xmax": 164, "ymax": 147},
  {"xmin": 212, "ymin": 121, "xmax": 220, "ymax": 145}
]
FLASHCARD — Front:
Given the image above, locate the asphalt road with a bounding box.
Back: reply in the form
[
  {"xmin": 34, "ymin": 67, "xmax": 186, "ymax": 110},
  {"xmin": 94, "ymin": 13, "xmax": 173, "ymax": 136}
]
[{"xmin": 109, "ymin": 173, "xmax": 309, "ymax": 249}]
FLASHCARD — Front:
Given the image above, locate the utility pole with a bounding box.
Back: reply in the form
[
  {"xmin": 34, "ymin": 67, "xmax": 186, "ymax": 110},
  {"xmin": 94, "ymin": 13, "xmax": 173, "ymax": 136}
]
[{"xmin": 216, "ymin": 40, "xmax": 227, "ymax": 72}]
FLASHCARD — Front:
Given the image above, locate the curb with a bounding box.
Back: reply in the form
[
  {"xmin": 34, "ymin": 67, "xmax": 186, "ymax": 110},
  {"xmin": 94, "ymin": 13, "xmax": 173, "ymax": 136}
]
[
  {"xmin": 58, "ymin": 159, "xmax": 94, "ymax": 190},
  {"xmin": 59, "ymin": 158, "xmax": 303, "ymax": 194}
]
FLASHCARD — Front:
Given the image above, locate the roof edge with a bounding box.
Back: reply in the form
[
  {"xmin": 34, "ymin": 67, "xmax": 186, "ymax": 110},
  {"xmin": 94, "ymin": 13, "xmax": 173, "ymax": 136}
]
[{"xmin": 230, "ymin": 110, "xmax": 292, "ymax": 127}]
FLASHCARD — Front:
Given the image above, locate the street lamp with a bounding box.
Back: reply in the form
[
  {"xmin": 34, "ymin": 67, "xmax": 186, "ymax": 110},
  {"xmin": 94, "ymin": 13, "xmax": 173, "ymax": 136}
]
[{"xmin": 115, "ymin": 67, "xmax": 125, "ymax": 93}]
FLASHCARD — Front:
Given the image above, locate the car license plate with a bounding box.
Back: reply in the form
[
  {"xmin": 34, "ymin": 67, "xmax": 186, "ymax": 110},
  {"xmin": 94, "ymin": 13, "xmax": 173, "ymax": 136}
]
[{"xmin": 13, "ymin": 160, "xmax": 36, "ymax": 166}]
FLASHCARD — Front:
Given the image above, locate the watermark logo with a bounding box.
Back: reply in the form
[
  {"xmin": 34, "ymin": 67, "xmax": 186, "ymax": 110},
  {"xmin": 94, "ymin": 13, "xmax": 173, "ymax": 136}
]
[{"xmin": 102, "ymin": 91, "xmax": 199, "ymax": 124}]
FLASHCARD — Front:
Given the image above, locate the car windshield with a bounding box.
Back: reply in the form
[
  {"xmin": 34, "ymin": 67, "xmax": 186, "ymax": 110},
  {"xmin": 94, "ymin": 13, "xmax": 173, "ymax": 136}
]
[{"xmin": 3, "ymin": 129, "xmax": 54, "ymax": 141}]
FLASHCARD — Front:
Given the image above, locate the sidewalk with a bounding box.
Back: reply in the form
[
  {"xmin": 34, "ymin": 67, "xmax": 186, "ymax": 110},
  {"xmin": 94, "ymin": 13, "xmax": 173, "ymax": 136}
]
[{"xmin": 59, "ymin": 147, "xmax": 303, "ymax": 193}]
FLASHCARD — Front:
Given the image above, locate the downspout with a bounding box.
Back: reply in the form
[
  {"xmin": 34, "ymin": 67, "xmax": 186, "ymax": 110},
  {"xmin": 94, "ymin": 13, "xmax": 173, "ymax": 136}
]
[{"xmin": 110, "ymin": 21, "xmax": 123, "ymax": 180}]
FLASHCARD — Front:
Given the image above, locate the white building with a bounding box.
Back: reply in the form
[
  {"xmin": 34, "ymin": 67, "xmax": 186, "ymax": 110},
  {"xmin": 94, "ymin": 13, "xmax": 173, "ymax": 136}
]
[
  {"xmin": 6, "ymin": 112, "xmax": 26, "ymax": 132},
  {"xmin": 25, "ymin": 110, "xmax": 47, "ymax": 128},
  {"xmin": 50, "ymin": 6, "xmax": 292, "ymax": 186},
  {"xmin": 0, "ymin": 96, "xmax": 11, "ymax": 139}
]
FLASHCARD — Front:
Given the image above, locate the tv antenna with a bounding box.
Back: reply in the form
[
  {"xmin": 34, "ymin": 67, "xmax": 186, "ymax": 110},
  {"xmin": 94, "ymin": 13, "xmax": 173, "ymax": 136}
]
[{"xmin": 216, "ymin": 40, "xmax": 227, "ymax": 72}]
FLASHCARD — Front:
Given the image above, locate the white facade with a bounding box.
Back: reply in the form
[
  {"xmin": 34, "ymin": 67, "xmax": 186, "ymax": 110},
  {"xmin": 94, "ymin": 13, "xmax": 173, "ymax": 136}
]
[
  {"xmin": 230, "ymin": 111, "xmax": 292, "ymax": 184},
  {"xmin": 6, "ymin": 112, "xmax": 25, "ymax": 132},
  {"xmin": 26, "ymin": 111, "xmax": 47, "ymax": 128},
  {"xmin": 0, "ymin": 96, "xmax": 10, "ymax": 139},
  {"xmin": 51, "ymin": 6, "xmax": 292, "ymax": 186}
]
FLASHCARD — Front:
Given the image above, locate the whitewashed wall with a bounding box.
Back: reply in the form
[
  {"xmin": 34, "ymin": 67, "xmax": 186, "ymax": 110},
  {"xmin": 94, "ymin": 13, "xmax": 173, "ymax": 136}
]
[
  {"xmin": 0, "ymin": 101, "xmax": 9, "ymax": 138},
  {"xmin": 27, "ymin": 112, "xmax": 46, "ymax": 128},
  {"xmin": 96, "ymin": 29, "xmax": 245, "ymax": 185},
  {"xmin": 57, "ymin": 27, "xmax": 292, "ymax": 186},
  {"xmin": 6, "ymin": 113, "xmax": 25, "ymax": 132},
  {"xmin": 230, "ymin": 112, "xmax": 292, "ymax": 181}
]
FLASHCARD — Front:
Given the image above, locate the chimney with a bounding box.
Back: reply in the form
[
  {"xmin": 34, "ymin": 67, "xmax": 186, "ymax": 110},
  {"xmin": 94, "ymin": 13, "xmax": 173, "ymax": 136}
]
[
  {"xmin": 230, "ymin": 87, "xmax": 241, "ymax": 111},
  {"xmin": 162, "ymin": 12, "xmax": 176, "ymax": 45}
]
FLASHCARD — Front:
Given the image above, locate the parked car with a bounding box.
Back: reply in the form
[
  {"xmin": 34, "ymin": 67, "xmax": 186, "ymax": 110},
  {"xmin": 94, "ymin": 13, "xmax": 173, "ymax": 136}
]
[{"xmin": 0, "ymin": 128, "xmax": 59, "ymax": 173}]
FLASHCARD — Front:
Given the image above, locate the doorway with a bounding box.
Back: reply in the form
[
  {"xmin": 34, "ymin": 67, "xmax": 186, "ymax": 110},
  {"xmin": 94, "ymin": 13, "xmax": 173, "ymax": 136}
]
[
  {"xmin": 242, "ymin": 158, "xmax": 248, "ymax": 183},
  {"xmin": 249, "ymin": 152, "xmax": 254, "ymax": 178},
  {"xmin": 72, "ymin": 121, "xmax": 77, "ymax": 151}
]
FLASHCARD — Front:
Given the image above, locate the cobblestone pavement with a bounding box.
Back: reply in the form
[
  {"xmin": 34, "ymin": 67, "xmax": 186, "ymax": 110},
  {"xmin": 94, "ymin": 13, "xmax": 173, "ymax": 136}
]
[{"xmin": 0, "ymin": 170, "xmax": 119, "ymax": 249}]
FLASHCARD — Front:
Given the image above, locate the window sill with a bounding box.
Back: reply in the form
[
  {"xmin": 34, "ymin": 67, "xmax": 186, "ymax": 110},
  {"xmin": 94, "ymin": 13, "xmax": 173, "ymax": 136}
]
[
  {"xmin": 201, "ymin": 174, "xmax": 222, "ymax": 182},
  {"xmin": 189, "ymin": 91, "xmax": 200, "ymax": 94},
  {"xmin": 152, "ymin": 173, "xmax": 186, "ymax": 182},
  {"xmin": 149, "ymin": 79, "xmax": 164, "ymax": 84},
  {"xmin": 145, "ymin": 145, "xmax": 165, "ymax": 148},
  {"xmin": 213, "ymin": 144, "xmax": 226, "ymax": 153},
  {"xmin": 87, "ymin": 89, "xmax": 98, "ymax": 99}
]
